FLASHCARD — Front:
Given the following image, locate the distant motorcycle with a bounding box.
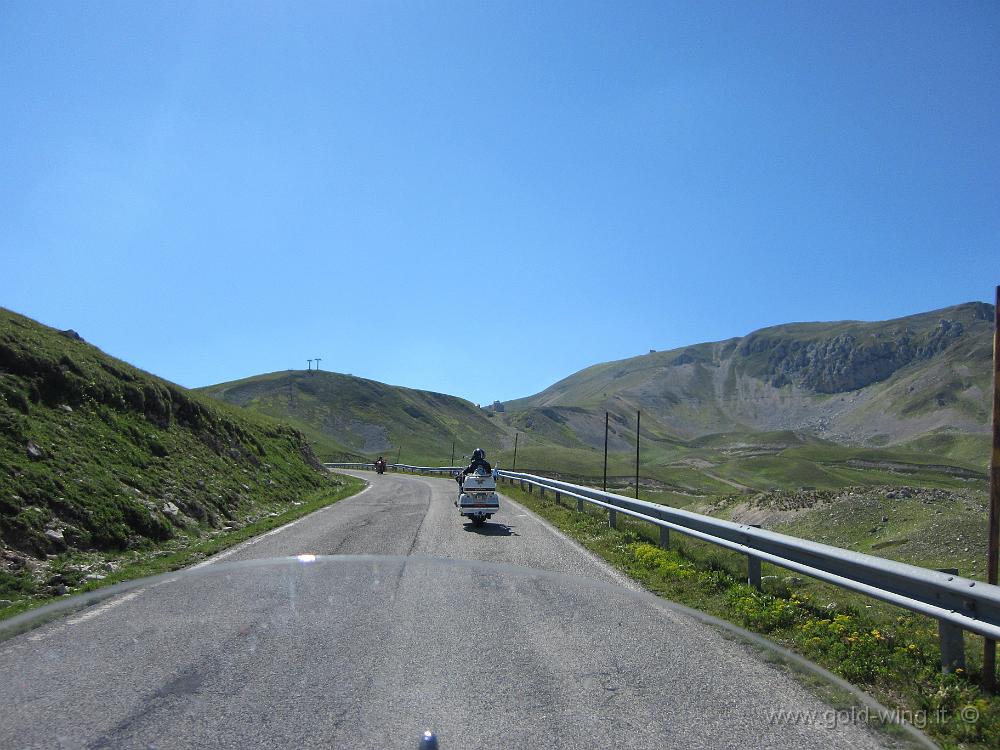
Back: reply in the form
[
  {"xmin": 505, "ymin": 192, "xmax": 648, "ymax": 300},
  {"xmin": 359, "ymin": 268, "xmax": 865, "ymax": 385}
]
[{"xmin": 374, "ymin": 458, "xmax": 387, "ymax": 474}]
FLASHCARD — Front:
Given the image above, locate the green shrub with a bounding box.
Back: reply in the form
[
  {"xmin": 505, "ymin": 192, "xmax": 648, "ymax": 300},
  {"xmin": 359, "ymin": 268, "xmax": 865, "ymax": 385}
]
[
  {"xmin": 629, "ymin": 542, "xmax": 696, "ymax": 579},
  {"xmin": 697, "ymin": 568, "xmax": 733, "ymax": 593},
  {"xmin": 0, "ymin": 570, "xmax": 36, "ymax": 597},
  {"xmin": 796, "ymin": 614, "xmax": 900, "ymax": 682},
  {"xmin": 725, "ymin": 585, "xmax": 802, "ymax": 632}
]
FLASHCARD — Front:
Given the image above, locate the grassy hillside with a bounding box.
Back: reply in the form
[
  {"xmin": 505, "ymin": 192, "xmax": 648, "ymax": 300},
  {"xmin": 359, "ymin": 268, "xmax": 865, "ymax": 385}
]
[
  {"xmin": 489, "ymin": 424, "xmax": 985, "ymax": 505},
  {"xmin": 0, "ymin": 308, "xmax": 351, "ymax": 611},
  {"xmin": 198, "ymin": 370, "xmax": 510, "ymax": 466}
]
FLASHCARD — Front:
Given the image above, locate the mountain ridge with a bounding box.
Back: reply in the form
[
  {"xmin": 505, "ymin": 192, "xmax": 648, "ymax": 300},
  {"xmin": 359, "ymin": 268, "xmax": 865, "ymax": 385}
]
[
  {"xmin": 504, "ymin": 301, "xmax": 993, "ymax": 446},
  {"xmin": 197, "ymin": 369, "xmax": 509, "ymax": 465}
]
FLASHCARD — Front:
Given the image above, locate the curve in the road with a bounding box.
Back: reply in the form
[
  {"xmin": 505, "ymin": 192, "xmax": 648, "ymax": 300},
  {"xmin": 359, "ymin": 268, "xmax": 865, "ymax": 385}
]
[{"xmin": 0, "ymin": 471, "xmax": 928, "ymax": 749}]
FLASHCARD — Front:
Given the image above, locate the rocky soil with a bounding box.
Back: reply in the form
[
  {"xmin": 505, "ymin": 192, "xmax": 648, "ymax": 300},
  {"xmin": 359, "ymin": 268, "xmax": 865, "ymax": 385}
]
[{"xmin": 697, "ymin": 485, "xmax": 989, "ymax": 575}]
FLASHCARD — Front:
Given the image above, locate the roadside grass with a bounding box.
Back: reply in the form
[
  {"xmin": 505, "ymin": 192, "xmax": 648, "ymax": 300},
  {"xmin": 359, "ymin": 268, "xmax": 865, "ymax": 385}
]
[
  {"xmin": 497, "ymin": 480, "xmax": 1000, "ymax": 750},
  {"xmin": 0, "ymin": 474, "xmax": 365, "ymax": 622}
]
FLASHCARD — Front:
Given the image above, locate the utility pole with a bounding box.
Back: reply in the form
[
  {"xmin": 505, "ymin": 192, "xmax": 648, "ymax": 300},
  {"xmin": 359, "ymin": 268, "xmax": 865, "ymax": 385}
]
[
  {"xmin": 984, "ymin": 285, "xmax": 1000, "ymax": 693},
  {"xmin": 307, "ymin": 359, "xmax": 312, "ymax": 372},
  {"xmin": 512, "ymin": 432, "xmax": 519, "ymax": 471},
  {"xmin": 451, "ymin": 441, "xmax": 455, "ymax": 466},
  {"xmin": 315, "ymin": 358, "xmax": 322, "ymax": 371},
  {"xmin": 396, "ymin": 445, "xmax": 402, "ymax": 465},
  {"xmin": 603, "ymin": 412, "xmax": 609, "ymax": 492},
  {"xmin": 635, "ymin": 411, "xmax": 641, "ymax": 500}
]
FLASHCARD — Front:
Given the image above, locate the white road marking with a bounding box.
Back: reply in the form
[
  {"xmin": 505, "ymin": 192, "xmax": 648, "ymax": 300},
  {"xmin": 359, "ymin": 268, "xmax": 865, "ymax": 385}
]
[
  {"xmin": 67, "ymin": 590, "xmax": 145, "ymax": 625},
  {"xmin": 192, "ymin": 483, "xmax": 373, "ymax": 569},
  {"xmin": 26, "ymin": 589, "xmax": 149, "ymax": 642},
  {"xmin": 25, "ymin": 484, "xmax": 375, "ymax": 639},
  {"xmin": 27, "ymin": 625, "xmax": 60, "ymax": 642}
]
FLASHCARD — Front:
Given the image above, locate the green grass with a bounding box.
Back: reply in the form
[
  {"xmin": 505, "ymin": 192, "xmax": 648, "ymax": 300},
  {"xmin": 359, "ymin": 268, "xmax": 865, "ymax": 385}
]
[
  {"xmin": 0, "ymin": 474, "xmax": 365, "ymax": 621},
  {"xmin": 498, "ymin": 480, "xmax": 1000, "ymax": 749},
  {"xmin": 899, "ymin": 433, "xmax": 993, "ymax": 471}
]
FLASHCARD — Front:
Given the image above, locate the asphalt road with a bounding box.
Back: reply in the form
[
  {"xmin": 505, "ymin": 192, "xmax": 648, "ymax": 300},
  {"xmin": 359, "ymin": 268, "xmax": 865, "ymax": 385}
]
[{"xmin": 0, "ymin": 471, "xmax": 907, "ymax": 749}]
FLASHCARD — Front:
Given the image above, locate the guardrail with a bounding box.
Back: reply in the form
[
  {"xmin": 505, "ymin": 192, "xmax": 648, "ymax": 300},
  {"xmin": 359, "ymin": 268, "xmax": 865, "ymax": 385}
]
[
  {"xmin": 323, "ymin": 463, "xmax": 462, "ymax": 474},
  {"xmin": 324, "ymin": 461, "xmax": 1000, "ymax": 671}
]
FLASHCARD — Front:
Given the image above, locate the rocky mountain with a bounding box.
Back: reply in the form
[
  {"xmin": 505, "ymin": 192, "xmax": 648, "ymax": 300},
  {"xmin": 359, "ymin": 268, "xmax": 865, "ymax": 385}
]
[{"xmin": 505, "ymin": 302, "xmax": 993, "ymax": 448}]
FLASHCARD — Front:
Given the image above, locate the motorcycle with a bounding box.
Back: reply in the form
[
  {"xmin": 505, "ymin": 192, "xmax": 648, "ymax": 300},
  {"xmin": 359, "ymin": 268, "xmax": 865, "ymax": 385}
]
[
  {"xmin": 374, "ymin": 458, "xmax": 387, "ymax": 474},
  {"xmin": 454, "ymin": 467, "xmax": 500, "ymax": 526}
]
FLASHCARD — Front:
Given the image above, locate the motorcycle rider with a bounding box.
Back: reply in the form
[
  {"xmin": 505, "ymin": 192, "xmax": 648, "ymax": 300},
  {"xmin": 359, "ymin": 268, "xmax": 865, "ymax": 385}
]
[
  {"xmin": 462, "ymin": 448, "xmax": 492, "ymax": 476},
  {"xmin": 455, "ymin": 448, "xmax": 496, "ymax": 512},
  {"xmin": 456, "ymin": 448, "xmax": 492, "ymax": 489}
]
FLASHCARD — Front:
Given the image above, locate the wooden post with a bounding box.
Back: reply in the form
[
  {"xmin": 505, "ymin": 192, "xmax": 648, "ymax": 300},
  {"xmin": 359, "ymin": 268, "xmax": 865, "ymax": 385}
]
[
  {"xmin": 985, "ymin": 286, "xmax": 1000, "ymax": 693},
  {"xmin": 512, "ymin": 432, "xmax": 518, "ymax": 472},
  {"xmin": 603, "ymin": 412, "xmax": 609, "ymax": 492},
  {"xmin": 635, "ymin": 411, "xmax": 641, "ymax": 500},
  {"xmin": 659, "ymin": 525, "xmax": 670, "ymax": 550}
]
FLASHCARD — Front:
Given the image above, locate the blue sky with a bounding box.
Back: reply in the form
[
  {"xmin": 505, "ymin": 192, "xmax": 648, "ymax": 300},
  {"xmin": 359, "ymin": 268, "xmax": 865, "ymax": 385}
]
[{"xmin": 2, "ymin": 1, "xmax": 998, "ymax": 405}]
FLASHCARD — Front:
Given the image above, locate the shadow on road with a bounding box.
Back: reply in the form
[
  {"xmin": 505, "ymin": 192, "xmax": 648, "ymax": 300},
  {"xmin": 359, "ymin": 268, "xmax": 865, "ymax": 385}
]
[{"xmin": 462, "ymin": 521, "xmax": 517, "ymax": 536}]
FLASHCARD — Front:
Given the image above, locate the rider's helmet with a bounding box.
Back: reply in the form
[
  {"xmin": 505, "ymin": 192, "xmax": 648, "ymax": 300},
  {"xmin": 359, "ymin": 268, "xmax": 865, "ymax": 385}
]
[{"xmin": 472, "ymin": 448, "xmax": 485, "ymax": 461}]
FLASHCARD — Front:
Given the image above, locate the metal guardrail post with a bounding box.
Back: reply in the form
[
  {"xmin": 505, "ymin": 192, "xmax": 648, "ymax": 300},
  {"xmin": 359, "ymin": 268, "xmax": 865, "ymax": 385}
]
[
  {"xmin": 940, "ymin": 622, "xmax": 967, "ymax": 673},
  {"xmin": 608, "ymin": 508, "xmax": 617, "ymax": 529},
  {"xmin": 539, "ymin": 486, "xmax": 545, "ymax": 498},
  {"xmin": 554, "ymin": 491, "xmax": 561, "ymax": 506},
  {"xmin": 576, "ymin": 496, "xmax": 584, "ymax": 512},
  {"xmin": 659, "ymin": 525, "xmax": 670, "ymax": 550},
  {"xmin": 747, "ymin": 524, "xmax": 762, "ymax": 589},
  {"xmin": 938, "ymin": 569, "xmax": 967, "ymax": 673}
]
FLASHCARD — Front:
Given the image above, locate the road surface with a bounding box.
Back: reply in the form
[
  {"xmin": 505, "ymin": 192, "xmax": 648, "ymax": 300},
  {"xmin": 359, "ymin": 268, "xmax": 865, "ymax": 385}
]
[{"xmin": 1, "ymin": 471, "xmax": 911, "ymax": 749}]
